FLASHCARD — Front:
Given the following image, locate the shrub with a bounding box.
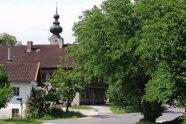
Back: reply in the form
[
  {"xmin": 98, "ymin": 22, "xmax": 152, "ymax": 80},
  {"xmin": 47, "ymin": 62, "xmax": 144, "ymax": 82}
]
[
  {"xmin": 26, "ymin": 87, "xmax": 50, "ymax": 118},
  {"xmin": 39, "ymin": 107, "xmax": 85, "ymax": 120},
  {"xmin": 49, "ymin": 108, "xmax": 64, "ymax": 117}
]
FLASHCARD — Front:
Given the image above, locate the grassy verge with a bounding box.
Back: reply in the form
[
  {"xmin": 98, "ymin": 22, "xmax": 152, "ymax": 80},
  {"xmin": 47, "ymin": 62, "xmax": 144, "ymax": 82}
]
[
  {"xmin": 37, "ymin": 108, "xmax": 85, "ymax": 120},
  {"xmin": 0, "ymin": 119, "xmax": 40, "ymax": 124},
  {"xmin": 70, "ymin": 106, "xmax": 93, "ymax": 110},
  {"xmin": 38, "ymin": 109, "xmax": 85, "ymax": 120},
  {"xmin": 0, "ymin": 108, "xmax": 85, "ymax": 124},
  {"xmin": 182, "ymin": 115, "xmax": 186, "ymax": 124},
  {"xmin": 110, "ymin": 105, "xmax": 127, "ymax": 114},
  {"xmin": 110, "ymin": 104, "xmax": 141, "ymax": 114},
  {"xmin": 106, "ymin": 102, "xmax": 111, "ymax": 105}
]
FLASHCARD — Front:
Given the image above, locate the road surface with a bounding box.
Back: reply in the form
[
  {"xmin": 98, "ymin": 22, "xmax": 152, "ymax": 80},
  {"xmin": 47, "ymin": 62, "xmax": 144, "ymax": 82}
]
[{"xmin": 42, "ymin": 105, "xmax": 183, "ymax": 124}]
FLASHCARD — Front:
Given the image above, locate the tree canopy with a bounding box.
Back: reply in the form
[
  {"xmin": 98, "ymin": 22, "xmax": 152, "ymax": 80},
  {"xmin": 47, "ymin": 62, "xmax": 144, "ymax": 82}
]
[
  {"xmin": 0, "ymin": 64, "xmax": 12, "ymax": 109},
  {"xmin": 0, "ymin": 33, "xmax": 22, "ymax": 46},
  {"xmin": 49, "ymin": 57, "xmax": 85, "ymax": 112},
  {"xmin": 70, "ymin": 0, "xmax": 186, "ymax": 122}
]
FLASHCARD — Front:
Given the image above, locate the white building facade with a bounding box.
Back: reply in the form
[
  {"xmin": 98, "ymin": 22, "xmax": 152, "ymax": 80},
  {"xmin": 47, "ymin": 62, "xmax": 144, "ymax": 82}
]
[
  {"xmin": 0, "ymin": 63, "xmax": 40, "ymax": 119},
  {"xmin": 0, "ymin": 82, "xmax": 37, "ymax": 119}
]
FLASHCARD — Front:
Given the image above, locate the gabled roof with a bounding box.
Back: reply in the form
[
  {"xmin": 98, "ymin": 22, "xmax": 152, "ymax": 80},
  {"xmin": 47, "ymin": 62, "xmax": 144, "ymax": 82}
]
[
  {"xmin": 0, "ymin": 44, "xmax": 74, "ymax": 68},
  {"xmin": 3, "ymin": 62, "xmax": 40, "ymax": 82}
]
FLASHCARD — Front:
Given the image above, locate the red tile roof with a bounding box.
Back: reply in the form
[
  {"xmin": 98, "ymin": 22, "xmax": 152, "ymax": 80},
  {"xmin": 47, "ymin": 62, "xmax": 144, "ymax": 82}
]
[
  {"xmin": 3, "ymin": 62, "xmax": 40, "ymax": 82},
  {"xmin": 0, "ymin": 44, "xmax": 74, "ymax": 67}
]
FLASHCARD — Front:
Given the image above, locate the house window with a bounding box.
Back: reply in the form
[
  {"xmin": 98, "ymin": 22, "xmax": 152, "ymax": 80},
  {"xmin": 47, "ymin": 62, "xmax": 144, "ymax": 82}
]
[
  {"xmin": 13, "ymin": 87, "xmax": 19, "ymax": 96},
  {"xmin": 12, "ymin": 109, "xmax": 19, "ymax": 117},
  {"xmin": 42, "ymin": 71, "xmax": 53, "ymax": 82}
]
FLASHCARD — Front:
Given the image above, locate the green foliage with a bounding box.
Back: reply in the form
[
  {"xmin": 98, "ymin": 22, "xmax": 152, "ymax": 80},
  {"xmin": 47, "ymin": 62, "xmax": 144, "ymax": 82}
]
[
  {"xmin": 106, "ymin": 84, "xmax": 141, "ymax": 107},
  {"xmin": 0, "ymin": 64, "xmax": 12, "ymax": 109},
  {"xmin": 134, "ymin": 0, "xmax": 186, "ymax": 107},
  {"xmin": 182, "ymin": 115, "xmax": 186, "ymax": 124},
  {"xmin": 141, "ymin": 102, "xmax": 164, "ymax": 122},
  {"xmin": 70, "ymin": 0, "xmax": 185, "ymax": 122},
  {"xmin": 26, "ymin": 56, "xmax": 85, "ymax": 117},
  {"xmin": 26, "ymin": 87, "xmax": 50, "ymax": 118},
  {"xmin": 49, "ymin": 57, "xmax": 85, "ymax": 112},
  {"xmin": 70, "ymin": 106, "xmax": 93, "ymax": 110},
  {"xmin": 0, "ymin": 84, "xmax": 13, "ymax": 109},
  {"xmin": 110, "ymin": 104, "xmax": 141, "ymax": 114},
  {"xmin": 110, "ymin": 105, "xmax": 126, "ymax": 114},
  {"xmin": 0, "ymin": 65, "xmax": 10, "ymax": 86},
  {"xmin": 39, "ymin": 108, "xmax": 85, "ymax": 120},
  {"xmin": 0, "ymin": 108, "xmax": 85, "ymax": 124},
  {"xmin": 143, "ymin": 63, "xmax": 175, "ymax": 103},
  {"xmin": 106, "ymin": 84, "xmax": 125, "ymax": 106},
  {"xmin": 0, "ymin": 119, "xmax": 41, "ymax": 124},
  {"xmin": 0, "ymin": 33, "xmax": 22, "ymax": 46}
]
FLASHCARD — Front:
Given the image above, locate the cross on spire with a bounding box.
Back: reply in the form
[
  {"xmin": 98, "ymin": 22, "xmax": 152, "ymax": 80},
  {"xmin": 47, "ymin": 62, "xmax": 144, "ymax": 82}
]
[{"xmin": 56, "ymin": 2, "xmax": 58, "ymax": 14}]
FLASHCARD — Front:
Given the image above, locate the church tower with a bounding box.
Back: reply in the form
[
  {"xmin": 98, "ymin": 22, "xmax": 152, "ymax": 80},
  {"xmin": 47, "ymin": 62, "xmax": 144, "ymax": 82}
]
[{"xmin": 49, "ymin": 7, "xmax": 64, "ymax": 48}]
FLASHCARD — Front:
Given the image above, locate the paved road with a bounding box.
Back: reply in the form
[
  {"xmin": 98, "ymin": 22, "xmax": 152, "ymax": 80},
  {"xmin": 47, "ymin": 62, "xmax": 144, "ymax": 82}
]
[
  {"xmin": 156, "ymin": 106, "xmax": 184, "ymax": 123},
  {"xmin": 42, "ymin": 105, "xmax": 183, "ymax": 124}
]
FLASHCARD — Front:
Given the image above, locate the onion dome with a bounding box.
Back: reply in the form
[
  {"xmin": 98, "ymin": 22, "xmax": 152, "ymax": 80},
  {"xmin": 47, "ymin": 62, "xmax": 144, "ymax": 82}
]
[{"xmin": 50, "ymin": 7, "xmax": 63, "ymax": 36}]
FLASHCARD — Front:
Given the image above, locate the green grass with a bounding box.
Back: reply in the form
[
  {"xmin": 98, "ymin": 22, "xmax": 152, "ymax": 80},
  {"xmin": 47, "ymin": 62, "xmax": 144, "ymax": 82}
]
[
  {"xmin": 0, "ymin": 108, "xmax": 85, "ymax": 124},
  {"xmin": 182, "ymin": 115, "xmax": 186, "ymax": 124},
  {"xmin": 38, "ymin": 108, "xmax": 85, "ymax": 120},
  {"xmin": 106, "ymin": 102, "xmax": 111, "ymax": 105},
  {"xmin": 0, "ymin": 119, "xmax": 40, "ymax": 124},
  {"xmin": 110, "ymin": 105, "xmax": 127, "ymax": 114},
  {"xmin": 38, "ymin": 111, "xmax": 85, "ymax": 120},
  {"xmin": 110, "ymin": 104, "xmax": 141, "ymax": 114},
  {"xmin": 70, "ymin": 106, "xmax": 93, "ymax": 110}
]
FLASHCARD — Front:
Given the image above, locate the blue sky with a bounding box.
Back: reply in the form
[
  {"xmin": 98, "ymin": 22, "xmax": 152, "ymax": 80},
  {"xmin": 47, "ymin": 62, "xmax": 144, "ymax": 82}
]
[{"xmin": 0, "ymin": 0, "xmax": 104, "ymax": 44}]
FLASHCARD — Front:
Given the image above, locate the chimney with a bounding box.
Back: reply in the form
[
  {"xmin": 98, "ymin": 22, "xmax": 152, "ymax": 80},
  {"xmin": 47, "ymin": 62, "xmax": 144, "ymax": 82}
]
[
  {"xmin": 27, "ymin": 41, "xmax": 33, "ymax": 52},
  {"xmin": 7, "ymin": 48, "xmax": 12, "ymax": 63},
  {"xmin": 59, "ymin": 38, "xmax": 64, "ymax": 48}
]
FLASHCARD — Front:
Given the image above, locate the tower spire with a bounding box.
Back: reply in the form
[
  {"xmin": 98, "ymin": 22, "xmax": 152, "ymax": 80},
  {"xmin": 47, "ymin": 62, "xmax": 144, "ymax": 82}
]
[
  {"xmin": 48, "ymin": 5, "xmax": 64, "ymax": 48},
  {"xmin": 49, "ymin": 6, "xmax": 62, "ymax": 37}
]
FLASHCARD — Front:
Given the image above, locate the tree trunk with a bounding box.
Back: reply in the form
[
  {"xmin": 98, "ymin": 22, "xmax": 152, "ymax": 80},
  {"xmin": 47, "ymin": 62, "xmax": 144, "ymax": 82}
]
[
  {"xmin": 138, "ymin": 100, "xmax": 142, "ymax": 110},
  {"xmin": 66, "ymin": 98, "xmax": 70, "ymax": 112},
  {"xmin": 142, "ymin": 101, "xmax": 164, "ymax": 122}
]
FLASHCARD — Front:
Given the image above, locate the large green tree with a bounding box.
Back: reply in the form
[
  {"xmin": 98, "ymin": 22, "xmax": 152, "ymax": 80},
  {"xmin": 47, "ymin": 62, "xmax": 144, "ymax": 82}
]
[
  {"xmin": 49, "ymin": 57, "xmax": 85, "ymax": 112},
  {"xmin": 135, "ymin": 0, "xmax": 186, "ymax": 108},
  {"xmin": 0, "ymin": 65, "xmax": 12, "ymax": 109},
  {"xmin": 70, "ymin": 0, "xmax": 185, "ymax": 122},
  {"xmin": 0, "ymin": 33, "xmax": 22, "ymax": 46}
]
